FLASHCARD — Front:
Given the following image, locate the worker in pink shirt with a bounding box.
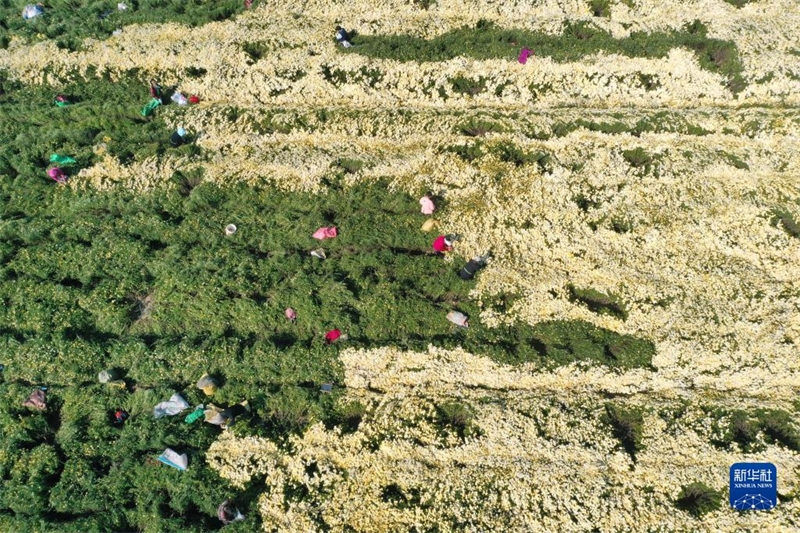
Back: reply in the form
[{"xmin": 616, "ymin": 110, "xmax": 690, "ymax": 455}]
[{"xmin": 432, "ymin": 234, "xmax": 453, "ymax": 253}]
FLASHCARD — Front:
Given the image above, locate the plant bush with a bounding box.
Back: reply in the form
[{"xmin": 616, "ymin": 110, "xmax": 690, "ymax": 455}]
[
  {"xmin": 622, "ymin": 147, "xmax": 657, "ymax": 174},
  {"xmin": 756, "ymin": 409, "xmax": 800, "ymax": 451},
  {"xmin": 568, "ymin": 285, "xmax": 629, "ymax": 320},
  {"xmin": 458, "ymin": 118, "xmax": 505, "ymax": 137},
  {"xmin": 771, "ymin": 209, "xmax": 800, "ymax": 239},
  {"xmin": 450, "ymin": 75, "xmax": 487, "ymax": 96},
  {"xmin": 589, "ymin": 0, "xmax": 611, "ymax": 18},
  {"xmin": 603, "ymin": 403, "xmax": 645, "ymax": 462},
  {"xmin": 436, "ymin": 401, "xmax": 481, "ymax": 440},
  {"xmin": 675, "ymin": 482, "xmax": 722, "ymax": 517},
  {"xmin": 725, "ymin": 410, "xmax": 761, "ymax": 451}
]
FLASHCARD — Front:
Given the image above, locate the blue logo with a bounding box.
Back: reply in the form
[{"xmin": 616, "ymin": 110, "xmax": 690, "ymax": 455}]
[{"xmin": 730, "ymin": 463, "xmax": 777, "ymax": 511}]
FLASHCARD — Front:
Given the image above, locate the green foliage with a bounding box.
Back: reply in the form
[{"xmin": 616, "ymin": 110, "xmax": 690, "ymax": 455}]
[
  {"xmin": 450, "ymin": 75, "xmax": 487, "ymax": 96},
  {"xmin": 0, "ymin": 165, "xmax": 659, "ymax": 527},
  {"xmin": 381, "ymin": 483, "xmax": 423, "ymax": 509},
  {"xmin": 458, "ymin": 118, "xmax": 505, "ymax": 137},
  {"xmin": 726, "ymin": 410, "xmax": 761, "ymax": 450},
  {"xmin": 710, "ymin": 409, "xmax": 762, "ymax": 452},
  {"xmin": 1, "ymin": 0, "xmax": 243, "ymax": 51},
  {"xmin": 344, "ymin": 20, "xmax": 746, "ymax": 93},
  {"xmin": 550, "ymin": 112, "xmax": 713, "ymax": 138},
  {"xmin": 717, "ymin": 150, "xmax": 750, "ymax": 170},
  {"xmin": 568, "ymin": 285, "xmax": 629, "ymax": 320},
  {"xmin": 710, "ymin": 408, "xmax": 800, "ymax": 452},
  {"xmin": 321, "ymin": 65, "xmax": 384, "ymax": 88},
  {"xmin": 475, "ymin": 318, "xmax": 654, "ymax": 369},
  {"xmin": 0, "ymin": 444, "xmax": 61, "ymax": 516},
  {"xmin": 0, "ymin": 61, "xmax": 665, "ymax": 529},
  {"xmin": 756, "ymin": 409, "xmax": 800, "ymax": 451},
  {"xmin": 412, "ymin": 0, "xmax": 437, "ymax": 9},
  {"xmin": 771, "ymin": 209, "xmax": 800, "ymax": 239},
  {"xmin": 263, "ymin": 387, "xmax": 316, "ymax": 440},
  {"xmin": 633, "ymin": 112, "xmax": 712, "ymax": 136},
  {"xmin": 0, "ymin": 73, "xmax": 183, "ymax": 183},
  {"xmin": 722, "ymin": 0, "xmax": 754, "ymax": 7},
  {"xmin": 241, "ymin": 42, "xmax": 270, "ymax": 64},
  {"xmin": 603, "ymin": 403, "xmax": 645, "ymax": 462},
  {"xmin": 490, "ymin": 141, "xmax": 539, "ymax": 166},
  {"xmin": 637, "ymin": 72, "xmax": 661, "ymax": 90},
  {"xmin": 622, "ymin": 147, "xmax": 657, "ymax": 174},
  {"xmin": 442, "ymin": 141, "xmax": 485, "ymax": 162},
  {"xmin": 435, "ymin": 401, "xmax": 481, "ymax": 440},
  {"xmin": 675, "ymin": 482, "xmax": 722, "ymax": 517},
  {"xmin": 333, "ymin": 158, "xmax": 365, "ymax": 174},
  {"xmin": 589, "ymin": 0, "xmax": 611, "ymax": 18},
  {"xmin": 326, "ymin": 400, "xmax": 366, "ymax": 434}
]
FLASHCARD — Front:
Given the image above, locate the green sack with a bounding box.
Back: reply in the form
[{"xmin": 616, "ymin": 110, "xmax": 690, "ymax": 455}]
[
  {"xmin": 184, "ymin": 407, "xmax": 205, "ymax": 424},
  {"xmin": 55, "ymin": 101, "xmax": 70, "ymax": 108},
  {"xmin": 49, "ymin": 154, "xmax": 77, "ymax": 165},
  {"xmin": 141, "ymin": 97, "xmax": 162, "ymax": 117}
]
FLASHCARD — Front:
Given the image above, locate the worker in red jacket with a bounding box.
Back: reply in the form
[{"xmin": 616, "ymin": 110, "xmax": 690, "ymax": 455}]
[
  {"xmin": 432, "ymin": 235, "xmax": 453, "ymax": 253},
  {"xmin": 324, "ymin": 329, "xmax": 342, "ymax": 344}
]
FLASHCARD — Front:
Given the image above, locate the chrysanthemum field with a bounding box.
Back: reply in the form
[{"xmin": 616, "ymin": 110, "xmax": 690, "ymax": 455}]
[{"xmin": 0, "ymin": 0, "xmax": 798, "ymax": 531}]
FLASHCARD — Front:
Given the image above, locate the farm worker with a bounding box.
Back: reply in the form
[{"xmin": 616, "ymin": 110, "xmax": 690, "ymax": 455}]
[
  {"xmin": 432, "ymin": 234, "xmax": 452, "ymax": 253},
  {"xmin": 420, "ymin": 196, "xmax": 435, "ymax": 215},
  {"xmin": 54, "ymin": 94, "xmax": 70, "ymax": 107},
  {"xmin": 421, "ymin": 219, "xmax": 438, "ymax": 232},
  {"xmin": 313, "ymin": 226, "xmax": 338, "ymax": 240},
  {"xmin": 518, "ymin": 48, "xmax": 534, "ymax": 64},
  {"xmin": 196, "ymin": 374, "xmax": 219, "ymax": 396},
  {"xmin": 285, "ymin": 307, "xmax": 297, "ymax": 322},
  {"xmin": 48, "ymin": 167, "xmax": 66, "ymax": 184},
  {"xmin": 459, "ymin": 255, "xmax": 489, "ymax": 280},
  {"xmin": 324, "ymin": 329, "xmax": 342, "ymax": 344},
  {"xmin": 149, "ymin": 79, "xmax": 163, "ymax": 102},
  {"xmin": 171, "ymin": 92, "xmax": 189, "ymax": 105},
  {"xmin": 22, "ymin": 3, "xmax": 44, "ymax": 20},
  {"xmin": 218, "ymin": 500, "xmax": 245, "ymax": 524},
  {"xmin": 114, "ymin": 410, "xmax": 129, "ymax": 424},
  {"xmin": 170, "ymin": 127, "xmax": 187, "ymax": 147},
  {"xmin": 188, "ymin": 95, "xmax": 200, "ymax": 104},
  {"xmin": 446, "ymin": 311, "xmax": 469, "ymax": 328},
  {"xmin": 141, "ymin": 98, "xmax": 161, "ymax": 116},
  {"xmin": 219, "ymin": 401, "xmax": 250, "ymax": 428},
  {"xmin": 335, "ymin": 26, "xmax": 352, "ymax": 48},
  {"xmin": 204, "ymin": 401, "xmax": 250, "ymax": 428}
]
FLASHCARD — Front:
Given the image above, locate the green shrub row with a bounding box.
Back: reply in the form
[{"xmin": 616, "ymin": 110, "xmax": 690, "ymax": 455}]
[
  {"xmin": 1, "ymin": 0, "xmax": 244, "ymax": 51},
  {"xmin": 568, "ymin": 114, "xmax": 714, "ymax": 137},
  {"xmin": 344, "ymin": 20, "xmax": 746, "ymax": 94}
]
